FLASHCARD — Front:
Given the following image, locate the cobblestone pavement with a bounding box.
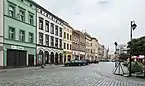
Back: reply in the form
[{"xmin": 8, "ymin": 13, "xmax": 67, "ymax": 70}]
[{"xmin": 0, "ymin": 64, "xmax": 145, "ymax": 86}]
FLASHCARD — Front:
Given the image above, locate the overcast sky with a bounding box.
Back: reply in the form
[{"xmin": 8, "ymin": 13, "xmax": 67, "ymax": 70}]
[{"xmin": 34, "ymin": 0, "xmax": 145, "ymax": 52}]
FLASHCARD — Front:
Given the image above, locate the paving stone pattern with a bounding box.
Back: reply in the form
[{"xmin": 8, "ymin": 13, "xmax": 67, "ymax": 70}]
[{"xmin": 0, "ymin": 65, "xmax": 144, "ymax": 86}]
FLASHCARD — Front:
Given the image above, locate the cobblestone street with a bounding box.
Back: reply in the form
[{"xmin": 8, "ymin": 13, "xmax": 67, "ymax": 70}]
[{"xmin": 0, "ymin": 63, "xmax": 145, "ymax": 86}]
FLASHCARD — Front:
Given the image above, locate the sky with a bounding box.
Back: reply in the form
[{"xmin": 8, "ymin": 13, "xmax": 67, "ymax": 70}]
[{"xmin": 34, "ymin": 0, "xmax": 145, "ymax": 53}]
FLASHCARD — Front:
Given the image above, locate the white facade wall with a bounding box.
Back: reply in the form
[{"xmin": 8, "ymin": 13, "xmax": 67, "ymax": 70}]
[
  {"xmin": 36, "ymin": 7, "xmax": 64, "ymax": 65},
  {"xmin": 0, "ymin": 0, "xmax": 3, "ymax": 67},
  {"xmin": 37, "ymin": 8, "xmax": 63, "ymax": 52}
]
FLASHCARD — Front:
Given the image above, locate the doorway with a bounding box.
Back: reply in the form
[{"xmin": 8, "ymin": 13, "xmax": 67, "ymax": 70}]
[{"xmin": 28, "ymin": 54, "xmax": 34, "ymax": 66}]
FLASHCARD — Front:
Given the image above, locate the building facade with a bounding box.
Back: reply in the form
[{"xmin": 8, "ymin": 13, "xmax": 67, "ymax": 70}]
[
  {"xmin": 97, "ymin": 44, "xmax": 104, "ymax": 60},
  {"xmin": 118, "ymin": 44, "xmax": 127, "ymax": 54},
  {"xmin": 0, "ymin": 0, "xmax": 4, "ymax": 67},
  {"xmin": 76, "ymin": 30, "xmax": 86, "ymax": 60},
  {"xmin": 91, "ymin": 38, "xmax": 99, "ymax": 61},
  {"xmin": 85, "ymin": 32, "xmax": 92, "ymax": 60},
  {"xmin": 2, "ymin": 0, "xmax": 37, "ymax": 68},
  {"xmin": 36, "ymin": 5, "xmax": 64, "ymax": 65},
  {"xmin": 72, "ymin": 30, "xmax": 80, "ymax": 60},
  {"xmin": 63, "ymin": 23, "xmax": 72, "ymax": 62}
]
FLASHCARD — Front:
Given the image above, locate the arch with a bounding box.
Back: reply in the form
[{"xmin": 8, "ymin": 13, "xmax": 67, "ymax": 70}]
[
  {"xmin": 37, "ymin": 50, "xmax": 44, "ymax": 65},
  {"xmin": 55, "ymin": 53, "xmax": 58, "ymax": 64},
  {"xmin": 37, "ymin": 48, "xmax": 45, "ymax": 54},
  {"xmin": 59, "ymin": 53, "xmax": 63, "ymax": 64},
  {"xmin": 68, "ymin": 55, "xmax": 71, "ymax": 61},
  {"xmin": 50, "ymin": 52, "xmax": 54, "ymax": 64},
  {"xmin": 45, "ymin": 51, "xmax": 49, "ymax": 64}
]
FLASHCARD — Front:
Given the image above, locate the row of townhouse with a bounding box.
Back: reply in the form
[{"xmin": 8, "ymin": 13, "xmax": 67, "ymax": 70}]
[{"xmin": 0, "ymin": 0, "xmax": 105, "ymax": 68}]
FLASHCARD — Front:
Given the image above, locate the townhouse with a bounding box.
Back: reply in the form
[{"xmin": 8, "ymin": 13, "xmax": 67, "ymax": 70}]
[
  {"xmin": 36, "ymin": 5, "xmax": 64, "ymax": 65},
  {"xmin": 0, "ymin": 0, "xmax": 37, "ymax": 68},
  {"xmin": 63, "ymin": 22, "xmax": 73, "ymax": 62}
]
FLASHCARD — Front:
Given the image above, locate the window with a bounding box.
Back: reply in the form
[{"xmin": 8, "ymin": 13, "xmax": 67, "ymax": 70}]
[
  {"xmin": 50, "ymin": 36, "xmax": 54, "ymax": 47},
  {"xmin": 39, "ymin": 33, "xmax": 43, "ymax": 45},
  {"xmin": 50, "ymin": 23, "xmax": 54, "ymax": 34},
  {"xmin": 9, "ymin": 5, "xmax": 15, "ymax": 18},
  {"xmin": 55, "ymin": 25, "xmax": 58, "ymax": 36},
  {"xmin": 9, "ymin": 27, "xmax": 15, "ymax": 39},
  {"xmin": 70, "ymin": 35, "xmax": 72, "ymax": 40},
  {"xmin": 67, "ymin": 33, "xmax": 69, "ymax": 40},
  {"xmin": 45, "ymin": 35, "xmax": 49, "ymax": 46},
  {"xmin": 64, "ymin": 32, "xmax": 66, "ymax": 39},
  {"xmin": 19, "ymin": 30, "xmax": 25, "ymax": 41},
  {"xmin": 28, "ymin": 32, "xmax": 33, "ymax": 43},
  {"xmin": 45, "ymin": 21, "xmax": 49, "ymax": 32},
  {"xmin": 64, "ymin": 43, "xmax": 66, "ymax": 49},
  {"xmin": 59, "ymin": 39, "xmax": 62, "ymax": 49},
  {"xmin": 19, "ymin": 9, "xmax": 25, "ymax": 22},
  {"xmin": 70, "ymin": 44, "xmax": 72, "ymax": 50},
  {"xmin": 55, "ymin": 38, "xmax": 58, "ymax": 48},
  {"xmin": 39, "ymin": 17, "xmax": 43, "ymax": 30},
  {"xmin": 67, "ymin": 43, "xmax": 69, "ymax": 50},
  {"xmin": 29, "ymin": 14, "xmax": 34, "ymax": 25},
  {"xmin": 59, "ymin": 28, "xmax": 62, "ymax": 37}
]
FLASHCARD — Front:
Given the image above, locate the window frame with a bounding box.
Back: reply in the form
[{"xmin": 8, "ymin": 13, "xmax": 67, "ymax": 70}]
[
  {"xmin": 39, "ymin": 17, "xmax": 43, "ymax": 30},
  {"xmin": 55, "ymin": 38, "xmax": 58, "ymax": 48},
  {"xmin": 67, "ymin": 33, "xmax": 69, "ymax": 40},
  {"xmin": 59, "ymin": 39, "xmax": 62, "ymax": 49},
  {"xmin": 39, "ymin": 32, "xmax": 43, "ymax": 45},
  {"xmin": 64, "ymin": 32, "xmax": 66, "ymax": 39},
  {"xmin": 59, "ymin": 27, "xmax": 62, "ymax": 37},
  {"xmin": 45, "ymin": 34, "xmax": 49, "ymax": 46},
  {"xmin": 50, "ymin": 23, "xmax": 54, "ymax": 34},
  {"xmin": 50, "ymin": 36, "xmax": 54, "ymax": 47},
  {"xmin": 8, "ymin": 4, "xmax": 16, "ymax": 18},
  {"xmin": 28, "ymin": 32, "xmax": 33, "ymax": 43},
  {"xmin": 55, "ymin": 25, "xmax": 58, "ymax": 36},
  {"xmin": 45, "ymin": 20, "xmax": 49, "ymax": 32},
  {"xmin": 8, "ymin": 27, "xmax": 15, "ymax": 40},
  {"xmin": 19, "ymin": 7, "xmax": 25, "ymax": 22},
  {"xmin": 19, "ymin": 30, "xmax": 25, "ymax": 41},
  {"xmin": 28, "ymin": 13, "xmax": 34, "ymax": 25},
  {"xmin": 64, "ymin": 42, "xmax": 66, "ymax": 49}
]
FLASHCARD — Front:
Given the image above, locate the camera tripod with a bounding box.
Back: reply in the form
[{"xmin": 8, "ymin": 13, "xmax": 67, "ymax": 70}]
[{"xmin": 113, "ymin": 61, "xmax": 125, "ymax": 76}]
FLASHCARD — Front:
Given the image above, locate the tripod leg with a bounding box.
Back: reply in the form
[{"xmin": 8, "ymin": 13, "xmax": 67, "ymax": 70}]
[
  {"xmin": 120, "ymin": 64, "xmax": 125, "ymax": 74},
  {"xmin": 113, "ymin": 65, "xmax": 118, "ymax": 74},
  {"xmin": 119, "ymin": 63, "xmax": 120, "ymax": 74}
]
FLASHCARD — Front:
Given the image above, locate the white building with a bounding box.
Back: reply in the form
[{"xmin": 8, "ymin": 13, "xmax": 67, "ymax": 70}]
[
  {"xmin": 36, "ymin": 5, "xmax": 65, "ymax": 65},
  {"xmin": 118, "ymin": 44, "xmax": 127, "ymax": 54}
]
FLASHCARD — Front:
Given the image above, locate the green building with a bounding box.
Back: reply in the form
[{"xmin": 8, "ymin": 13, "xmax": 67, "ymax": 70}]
[{"xmin": 0, "ymin": 0, "xmax": 37, "ymax": 68}]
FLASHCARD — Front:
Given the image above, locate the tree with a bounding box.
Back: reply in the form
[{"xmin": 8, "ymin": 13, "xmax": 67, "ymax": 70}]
[
  {"xmin": 127, "ymin": 36, "xmax": 145, "ymax": 56},
  {"xmin": 119, "ymin": 53, "xmax": 129, "ymax": 61}
]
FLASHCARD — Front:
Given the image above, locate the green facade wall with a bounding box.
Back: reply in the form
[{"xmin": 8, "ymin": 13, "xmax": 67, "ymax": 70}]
[{"xmin": 3, "ymin": 0, "xmax": 36, "ymax": 66}]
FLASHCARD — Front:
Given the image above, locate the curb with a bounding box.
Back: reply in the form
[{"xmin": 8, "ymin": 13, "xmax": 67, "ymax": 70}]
[{"xmin": 0, "ymin": 65, "xmax": 64, "ymax": 73}]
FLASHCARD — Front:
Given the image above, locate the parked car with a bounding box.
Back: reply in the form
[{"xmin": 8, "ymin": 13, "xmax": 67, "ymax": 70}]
[
  {"xmin": 84, "ymin": 59, "xmax": 91, "ymax": 64},
  {"xmin": 64, "ymin": 60, "xmax": 86, "ymax": 66}
]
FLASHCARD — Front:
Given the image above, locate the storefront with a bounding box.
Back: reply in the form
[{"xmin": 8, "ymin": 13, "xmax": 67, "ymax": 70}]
[{"xmin": 4, "ymin": 44, "xmax": 36, "ymax": 68}]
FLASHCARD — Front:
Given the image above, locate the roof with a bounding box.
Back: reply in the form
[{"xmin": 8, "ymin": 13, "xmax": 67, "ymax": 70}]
[
  {"xmin": 36, "ymin": 3, "xmax": 67, "ymax": 23},
  {"xmin": 84, "ymin": 32, "xmax": 92, "ymax": 39},
  {"xmin": 91, "ymin": 37, "xmax": 98, "ymax": 42}
]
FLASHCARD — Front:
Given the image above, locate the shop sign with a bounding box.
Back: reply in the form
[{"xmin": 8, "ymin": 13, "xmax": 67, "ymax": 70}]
[{"xmin": 11, "ymin": 46, "xmax": 24, "ymax": 50}]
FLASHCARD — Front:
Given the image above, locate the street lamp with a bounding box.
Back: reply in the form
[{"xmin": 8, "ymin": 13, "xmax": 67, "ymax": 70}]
[
  {"xmin": 114, "ymin": 42, "xmax": 118, "ymax": 67},
  {"xmin": 129, "ymin": 21, "xmax": 137, "ymax": 76}
]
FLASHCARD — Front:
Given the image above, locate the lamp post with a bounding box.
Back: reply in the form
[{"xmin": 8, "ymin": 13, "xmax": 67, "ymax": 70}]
[
  {"xmin": 129, "ymin": 21, "xmax": 137, "ymax": 76},
  {"xmin": 114, "ymin": 42, "xmax": 118, "ymax": 67}
]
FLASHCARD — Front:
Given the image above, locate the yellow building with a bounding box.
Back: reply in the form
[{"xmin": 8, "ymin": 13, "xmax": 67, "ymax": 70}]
[{"xmin": 63, "ymin": 22, "xmax": 73, "ymax": 62}]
